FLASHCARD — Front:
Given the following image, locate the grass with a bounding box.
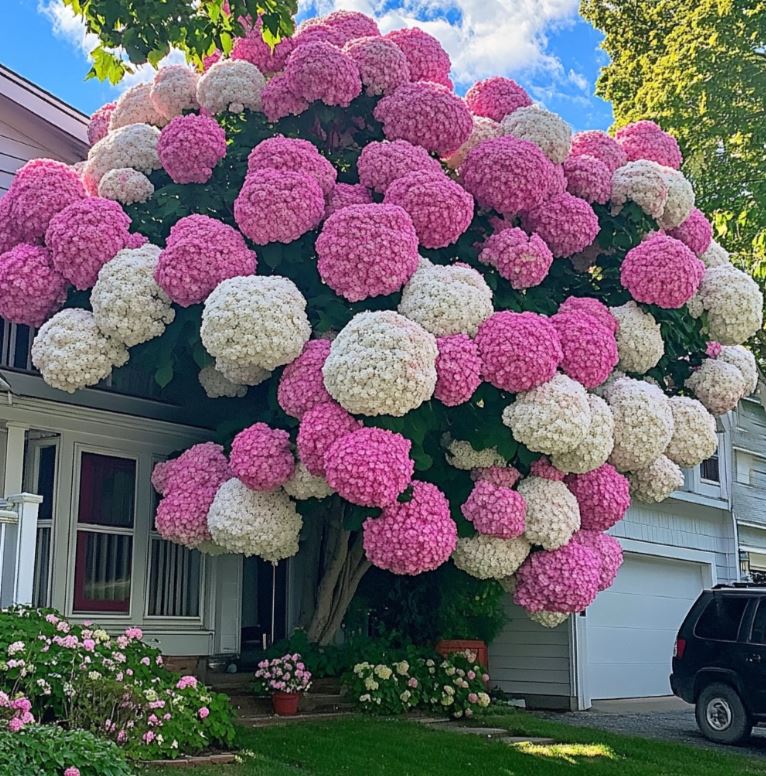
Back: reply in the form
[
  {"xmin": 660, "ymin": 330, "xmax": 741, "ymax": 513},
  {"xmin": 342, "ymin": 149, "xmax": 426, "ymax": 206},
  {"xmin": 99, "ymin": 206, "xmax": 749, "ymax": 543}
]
[{"xmin": 144, "ymin": 712, "xmax": 765, "ymax": 775}]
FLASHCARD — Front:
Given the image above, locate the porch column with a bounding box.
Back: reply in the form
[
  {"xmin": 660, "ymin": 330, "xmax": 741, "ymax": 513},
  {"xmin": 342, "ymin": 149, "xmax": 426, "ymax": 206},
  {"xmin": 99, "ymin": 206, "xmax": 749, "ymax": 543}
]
[
  {"xmin": 9, "ymin": 493, "xmax": 42, "ymax": 605},
  {"xmin": 3, "ymin": 422, "xmax": 27, "ymax": 496}
]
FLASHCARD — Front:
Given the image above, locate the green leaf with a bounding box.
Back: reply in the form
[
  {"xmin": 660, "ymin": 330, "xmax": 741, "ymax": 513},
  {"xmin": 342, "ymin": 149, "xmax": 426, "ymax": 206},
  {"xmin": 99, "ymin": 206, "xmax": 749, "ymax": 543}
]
[{"xmin": 154, "ymin": 362, "xmax": 174, "ymax": 388}]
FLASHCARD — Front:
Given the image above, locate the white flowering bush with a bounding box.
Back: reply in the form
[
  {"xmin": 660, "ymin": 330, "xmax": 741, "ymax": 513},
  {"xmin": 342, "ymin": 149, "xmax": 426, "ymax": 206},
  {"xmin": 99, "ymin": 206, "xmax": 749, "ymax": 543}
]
[{"xmin": 517, "ymin": 476, "xmax": 580, "ymax": 550}]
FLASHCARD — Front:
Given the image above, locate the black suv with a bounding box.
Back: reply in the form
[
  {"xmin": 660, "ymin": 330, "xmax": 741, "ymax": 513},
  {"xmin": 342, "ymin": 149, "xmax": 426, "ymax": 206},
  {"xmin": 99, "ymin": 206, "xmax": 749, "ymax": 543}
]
[{"xmin": 671, "ymin": 584, "xmax": 766, "ymax": 744}]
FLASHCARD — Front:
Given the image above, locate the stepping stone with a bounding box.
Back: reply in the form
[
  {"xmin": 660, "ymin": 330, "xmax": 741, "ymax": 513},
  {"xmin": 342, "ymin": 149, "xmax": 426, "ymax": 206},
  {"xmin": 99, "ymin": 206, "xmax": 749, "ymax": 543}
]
[
  {"xmin": 448, "ymin": 726, "xmax": 510, "ymax": 737},
  {"xmin": 504, "ymin": 737, "xmax": 557, "ymax": 745},
  {"xmin": 412, "ymin": 717, "xmax": 453, "ymax": 725}
]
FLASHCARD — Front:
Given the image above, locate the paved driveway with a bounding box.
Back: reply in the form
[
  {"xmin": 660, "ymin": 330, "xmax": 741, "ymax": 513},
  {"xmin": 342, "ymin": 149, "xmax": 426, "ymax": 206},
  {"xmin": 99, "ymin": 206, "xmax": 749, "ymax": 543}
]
[{"xmin": 540, "ymin": 696, "xmax": 766, "ymax": 759}]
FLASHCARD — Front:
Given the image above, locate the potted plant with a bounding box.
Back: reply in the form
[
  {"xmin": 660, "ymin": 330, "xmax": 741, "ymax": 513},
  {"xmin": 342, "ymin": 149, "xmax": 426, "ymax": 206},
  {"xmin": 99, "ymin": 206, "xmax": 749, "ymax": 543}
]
[{"xmin": 254, "ymin": 653, "xmax": 312, "ymax": 716}]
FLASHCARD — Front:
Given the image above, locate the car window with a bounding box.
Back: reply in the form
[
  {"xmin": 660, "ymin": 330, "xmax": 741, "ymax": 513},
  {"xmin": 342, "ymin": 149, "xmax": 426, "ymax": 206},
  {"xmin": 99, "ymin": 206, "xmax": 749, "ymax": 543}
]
[
  {"xmin": 750, "ymin": 600, "xmax": 766, "ymax": 645},
  {"xmin": 694, "ymin": 596, "xmax": 750, "ymax": 641}
]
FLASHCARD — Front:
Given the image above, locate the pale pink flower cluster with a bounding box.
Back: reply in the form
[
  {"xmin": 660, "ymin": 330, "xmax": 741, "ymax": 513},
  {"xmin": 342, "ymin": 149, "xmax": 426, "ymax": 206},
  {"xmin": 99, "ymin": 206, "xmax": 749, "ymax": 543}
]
[
  {"xmin": 261, "ymin": 74, "xmax": 310, "ymax": 122},
  {"xmin": 1, "ymin": 693, "xmax": 34, "ymax": 732},
  {"xmin": 569, "ymin": 130, "xmax": 627, "ymax": 173},
  {"xmin": 344, "ymin": 36, "xmax": 410, "ymax": 96},
  {"xmin": 87, "ymin": 102, "xmax": 115, "ymax": 145},
  {"xmin": 158, "ymin": 114, "xmax": 227, "ymax": 184},
  {"xmin": 616, "ymin": 119, "xmax": 683, "ymax": 169},
  {"xmin": 461, "ymin": 480, "xmax": 526, "ymax": 539},
  {"xmin": 521, "ymin": 192, "xmax": 599, "ymax": 258},
  {"xmin": 465, "ymin": 77, "xmax": 531, "ymax": 122},
  {"xmin": 357, "ymin": 139, "xmax": 442, "ymax": 194},
  {"xmin": 563, "ymin": 154, "xmax": 612, "ymax": 204},
  {"xmin": 284, "ymin": 41, "xmax": 362, "ymax": 107},
  {"xmin": 571, "ymin": 530, "xmax": 623, "ymax": 590},
  {"xmin": 434, "ymin": 334, "xmax": 482, "ymax": 407},
  {"xmin": 384, "ymin": 27, "xmax": 452, "ymax": 86},
  {"xmin": 479, "ymin": 228, "xmax": 553, "ymax": 289},
  {"xmin": 230, "ymin": 422, "xmax": 295, "ymax": 491},
  {"xmin": 232, "ymin": 17, "xmax": 294, "ymax": 73},
  {"xmin": 668, "ymin": 207, "xmax": 713, "ymax": 256},
  {"xmin": 301, "ymin": 10, "xmax": 380, "ymax": 44},
  {"xmin": 247, "ymin": 137, "xmax": 337, "ymax": 196},
  {"xmin": 565, "ymin": 464, "xmax": 630, "ymax": 532}
]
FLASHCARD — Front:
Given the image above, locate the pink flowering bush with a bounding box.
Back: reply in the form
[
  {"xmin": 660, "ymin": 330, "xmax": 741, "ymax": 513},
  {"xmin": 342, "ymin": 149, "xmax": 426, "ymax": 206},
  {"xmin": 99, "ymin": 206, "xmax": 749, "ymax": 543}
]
[
  {"xmin": 284, "ymin": 41, "xmax": 362, "ymax": 107},
  {"xmin": 461, "ymin": 481, "xmax": 526, "ymax": 539},
  {"xmin": 565, "ymin": 464, "xmax": 631, "ymax": 532},
  {"xmin": 434, "ymin": 334, "xmax": 482, "ymax": 406},
  {"xmin": 465, "ymin": 77, "xmax": 532, "ymax": 122},
  {"xmin": 158, "ymin": 114, "xmax": 226, "ymax": 184},
  {"xmin": 261, "ymin": 73, "xmax": 310, "ymax": 121},
  {"xmin": 521, "ymin": 192, "xmax": 600, "ymax": 258},
  {"xmin": 384, "ymin": 27, "xmax": 452, "ymax": 85},
  {"xmin": 87, "ymin": 102, "xmax": 115, "ymax": 145},
  {"xmin": 479, "ymin": 227, "xmax": 553, "ymax": 289},
  {"xmin": 344, "ymin": 37, "xmax": 410, "ymax": 96},
  {"xmin": 616, "ymin": 119, "xmax": 683, "ymax": 169},
  {"xmin": 325, "ymin": 182, "xmax": 372, "ymax": 217},
  {"xmin": 297, "ymin": 401, "xmax": 361, "ymax": 476},
  {"xmin": 278, "ymin": 339, "xmax": 333, "ymax": 418},
  {"xmin": 255, "ymin": 653, "xmax": 312, "ymax": 694},
  {"xmin": 571, "ymin": 530, "xmax": 623, "ymax": 590},
  {"xmin": 247, "ymin": 137, "xmax": 337, "ymax": 196},
  {"xmin": 668, "ymin": 207, "xmax": 714, "ymax": 255},
  {"xmin": 569, "ymin": 130, "xmax": 627, "ymax": 173},
  {"xmin": 563, "ymin": 154, "xmax": 612, "ymax": 204},
  {"xmin": 551, "ymin": 309, "xmax": 619, "ymax": 388},
  {"xmin": 230, "ymin": 422, "xmax": 295, "ymax": 491},
  {"xmin": 358, "ymin": 139, "xmax": 442, "ymax": 194}
]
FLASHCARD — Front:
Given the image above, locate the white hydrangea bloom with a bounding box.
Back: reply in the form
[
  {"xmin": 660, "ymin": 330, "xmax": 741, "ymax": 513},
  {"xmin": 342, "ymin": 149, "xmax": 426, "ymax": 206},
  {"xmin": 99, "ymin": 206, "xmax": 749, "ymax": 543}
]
[
  {"xmin": 198, "ymin": 365, "xmax": 247, "ymax": 398},
  {"xmin": 686, "ymin": 293, "xmax": 704, "ymax": 319},
  {"xmin": 98, "ymin": 168, "xmax": 155, "ymax": 204},
  {"xmin": 610, "ymin": 301, "xmax": 664, "ymax": 374},
  {"xmin": 607, "ymin": 377, "xmax": 674, "ymax": 472},
  {"xmin": 658, "ymin": 167, "xmax": 695, "ymax": 230},
  {"xmin": 700, "ymin": 240, "xmax": 730, "ymax": 269},
  {"xmin": 610, "ymin": 160, "xmax": 668, "ymax": 220},
  {"xmin": 551, "ymin": 394, "xmax": 615, "ymax": 474},
  {"xmin": 207, "ymin": 478, "xmax": 302, "ymax": 561},
  {"xmin": 517, "ymin": 476, "xmax": 580, "ymax": 550},
  {"xmin": 698, "ymin": 264, "xmax": 764, "ymax": 345},
  {"xmin": 664, "ymin": 396, "xmax": 718, "ymax": 469},
  {"xmin": 283, "ymin": 462, "xmax": 334, "ymax": 500},
  {"xmin": 445, "ymin": 438, "xmax": 506, "ymax": 470},
  {"xmin": 201, "ymin": 275, "xmax": 311, "ymax": 371},
  {"xmin": 109, "ymin": 83, "xmax": 168, "ymax": 130},
  {"xmin": 323, "ymin": 310, "xmax": 437, "ymax": 416},
  {"xmin": 529, "ymin": 611, "xmax": 569, "ymax": 628},
  {"xmin": 500, "ymin": 105, "xmax": 572, "ymax": 164},
  {"xmin": 196, "ymin": 59, "xmax": 266, "ymax": 114},
  {"xmin": 685, "ymin": 359, "xmax": 747, "ymax": 416},
  {"xmin": 86, "ymin": 123, "xmax": 161, "ymax": 187},
  {"xmin": 215, "ymin": 358, "xmax": 271, "ymax": 387},
  {"xmin": 452, "ymin": 535, "xmax": 531, "ymax": 580},
  {"xmin": 196, "ymin": 540, "xmax": 232, "ymax": 556},
  {"xmin": 31, "ymin": 309, "xmax": 128, "ymax": 393},
  {"xmin": 444, "ymin": 116, "xmax": 503, "ymax": 170},
  {"xmin": 629, "ymin": 455, "xmax": 684, "ymax": 503},
  {"xmin": 91, "ymin": 244, "xmax": 175, "ymax": 347},
  {"xmin": 502, "ymin": 374, "xmax": 592, "ymax": 456},
  {"xmin": 718, "ymin": 345, "xmax": 758, "ymax": 395},
  {"xmin": 397, "ymin": 260, "xmax": 493, "ymax": 337},
  {"xmin": 150, "ymin": 65, "xmax": 200, "ymax": 119}
]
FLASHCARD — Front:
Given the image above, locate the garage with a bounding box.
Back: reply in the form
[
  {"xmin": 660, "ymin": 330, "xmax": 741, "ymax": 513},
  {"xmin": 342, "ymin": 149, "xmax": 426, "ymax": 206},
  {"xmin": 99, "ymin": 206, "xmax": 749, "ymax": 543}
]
[{"xmin": 585, "ymin": 553, "xmax": 708, "ymax": 699}]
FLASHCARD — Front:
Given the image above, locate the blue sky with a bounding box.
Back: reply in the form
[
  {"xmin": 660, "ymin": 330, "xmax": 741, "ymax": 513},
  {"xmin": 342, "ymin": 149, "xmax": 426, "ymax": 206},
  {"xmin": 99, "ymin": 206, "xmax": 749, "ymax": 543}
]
[{"xmin": 1, "ymin": 0, "xmax": 613, "ymax": 132}]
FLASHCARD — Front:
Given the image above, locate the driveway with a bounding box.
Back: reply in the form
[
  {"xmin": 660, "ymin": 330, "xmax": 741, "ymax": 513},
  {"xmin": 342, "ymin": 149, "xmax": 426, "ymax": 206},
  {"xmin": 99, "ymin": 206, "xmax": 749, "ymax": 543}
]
[{"xmin": 540, "ymin": 696, "xmax": 766, "ymax": 759}]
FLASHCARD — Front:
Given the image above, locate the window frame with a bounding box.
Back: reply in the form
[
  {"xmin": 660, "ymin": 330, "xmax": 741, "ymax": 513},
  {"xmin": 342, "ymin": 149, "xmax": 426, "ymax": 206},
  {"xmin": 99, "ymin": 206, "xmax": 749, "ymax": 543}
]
[{"xmin": 693, "ymin": 594, "xmax": 752, "ymax": 643}]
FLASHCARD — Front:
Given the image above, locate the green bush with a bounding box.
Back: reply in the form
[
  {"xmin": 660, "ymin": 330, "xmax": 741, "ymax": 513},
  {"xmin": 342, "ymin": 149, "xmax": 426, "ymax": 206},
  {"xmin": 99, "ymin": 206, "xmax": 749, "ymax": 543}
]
[{"xmin": 0, "ymin": 724, "xmax": 132, "ymax": 776}]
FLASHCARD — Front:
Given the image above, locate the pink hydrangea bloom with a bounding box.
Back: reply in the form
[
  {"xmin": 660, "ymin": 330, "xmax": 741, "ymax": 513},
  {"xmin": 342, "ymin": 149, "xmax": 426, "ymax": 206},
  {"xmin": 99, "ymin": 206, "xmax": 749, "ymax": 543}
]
[
  {"xmin": 615, "ymin": 120, "xmax": 683, "ymax": 169},
  {"xmin": 4, "ymin": 159, "xmax": 86, "ymax": 244},
  {"xmin": 384, "ymin": 27, "xmax": 451, "ymax": 85},
  {"xmin": 154, "ymin": 443, "xmax": 231, "ymax": 547},
  {"xmin": 565, "ymin": 464, "xmax": 630, "ymax": 532},
  {"xmin": 558, "ymin": 296, "xmax": 618, "ymax": 334},
  {"xmin": 231, "ymin": 16, "xmax": 294, "ymax": 73},
  {"xmin": 234, "ymin": 169, "xmax": 325, "ymax": 245},
  {"xmin": 514, "ymin": 542, "xmax": 601, "ymax": 614},
  {"xmin": 284, "ymin": 42, "xmax": 362, "ymax": 108},
  {"xmin": 563, "ymin": 154, "xmax": 611, "ymax": 205},
  {"xmin": 668, "ymin": 207, "xmax": 713, "ymax": 256},
  {"xmin": 472, "ymin": 465, "xmax": 521, "ymax": 489},
  {"xmin": 373, "ymin": 82, "xmax": 472, "ymax": 157},
  {"xmin": 64, "ymin": 769, "xmax": 80, "ymax": 776},
  {"xmin": 476, "ymin": 311, "xmax": 563, "ymax": 393},
  {"xmin": 45, "ymin": 197, "xmax": 131, "ymax": 289},
  {"xmin": 198, "ymin": 706, "xmax": 210, "ymax": 720},
  {"xmin": 529, "ymin": 457, "xmax": 566, "ymax": 481},
  {"xmin": 569, "ymin": 131, "xmax": 627, "ymax": 173},
  {"xmin": 297, "ymin": 401, "xmax": 361, "ymax": 475},
  {"xmin": 461, "ymin": 480, "xmax": 526, "ymax": 539},
  {"xmin": 479, "ymin": 227, "xmax": 553, "ymax": 289},
  {"xmin": 460, "ymin": 136, "xmax": 558, "ymax": 215},
  {"xmin": 521, "ymin": 192, "xmax": 599, "ymax": 258},
  {"xmin": 571, "ymin": 529, "xmax": 623, "ymax": 591},
  {"xmin": 316, "ymin": 203, "xmax": 419, "ymax": 301},
  {"xmin": 383, "ymin": 171, "xmax": 474, "ymax": 249},
  {"xmin": 324, "ymin": 427, "xmax": 414, "ymax": 507},
  {"xmin": 126, "ymin": 232, "xmax": 148, "ymax": 249},
  {"xmin": 344, "ymin": 37, "xmax": 410, "ymax": 96},
  {"xmin": 434, "ymin": 334, "xmax": 482, "ymax": 406},
  {"xmin": 176, "ymin": 675, "xmax": 198, "ymax": 689},
  {"xmin": 325, "ymin": 182, "xmax": 372, "ymax": 218},
  {"xmin": 464, "ymin": 77, "xmax": 532, "ymax": 122},
  {"xmin": 88, "ymin": 102, "xmax": 116, "ymax": 145},
  {"xmin": 261, "ymin": 74, "xmax": 310, "ymax": 122},
  {"xmin": 291, "ymin": 22, "xmax": 345, "ymax": 48},
  {"xmin": 363, "ymin": 480, "xmax": 457, "ymax": 574},
  {"xmin": 158, "ymin": 114, "xmax": 226, "ymax": 184},
  {"xmin": 620, "ymin": 234, "xmax": 705, "ymax": 308},
  {"xmin": 0, "ymin": 197, "xmax": 20, "ymax": 255},
  {"xmin": 0, "ymin": 244, "xmax": 68, "ymax": 327},
  {"xmin": 230, "ymin": 422, "xmax": 295, "ymax": 491},
  {"xmin": 310, "ymin": 10, "xmax": 381, "ymax": 44},
  {"xmin": 278, "ymin": 339, "xmax": 333, "ymax": 419},
  {"xmin": 357, "ymin": 139, "xmax": 443, "ymax": 194},
  {"xmin": 156, "ymin": 215, "xmax": 257, "ymax": 306},
  {"xmin": 247, "ymin": 137, "xmax": 336, "ymax": 196},
  {"xmin": 551, "ymin": 309, "xmax": 619, "ymax": 388},
  {"xmin": 706, "ymin": 341, "xmax": 722, "ymax": 358}
]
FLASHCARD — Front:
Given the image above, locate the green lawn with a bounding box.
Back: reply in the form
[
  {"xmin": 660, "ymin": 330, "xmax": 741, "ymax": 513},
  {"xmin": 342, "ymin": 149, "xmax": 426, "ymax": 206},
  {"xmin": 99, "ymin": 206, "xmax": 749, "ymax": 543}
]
[{"xmin": 145, "ymin": 712, "xmax": 764, "ymax": 775}]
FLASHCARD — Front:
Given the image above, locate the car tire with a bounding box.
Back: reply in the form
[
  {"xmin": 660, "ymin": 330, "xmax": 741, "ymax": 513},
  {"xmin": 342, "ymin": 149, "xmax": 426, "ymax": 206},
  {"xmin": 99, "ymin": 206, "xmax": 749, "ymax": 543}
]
[{"xmin": 695, "ymin": 682, "xmax": 752, "ymax": 745}]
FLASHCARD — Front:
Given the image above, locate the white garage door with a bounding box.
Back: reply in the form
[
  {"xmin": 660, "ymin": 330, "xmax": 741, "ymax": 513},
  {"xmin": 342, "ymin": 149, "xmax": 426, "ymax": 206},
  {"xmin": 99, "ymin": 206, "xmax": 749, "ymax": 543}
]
[{"xmin": 586, "ymin": 553, "xmax": 707, "ymax": 699}]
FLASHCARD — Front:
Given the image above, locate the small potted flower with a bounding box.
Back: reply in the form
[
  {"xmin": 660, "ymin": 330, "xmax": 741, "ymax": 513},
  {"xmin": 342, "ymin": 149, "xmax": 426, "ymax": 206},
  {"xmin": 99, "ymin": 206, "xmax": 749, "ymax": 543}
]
[{"xmin": 255, "ymin": 653, "xmax": 312, "ymax": 716}]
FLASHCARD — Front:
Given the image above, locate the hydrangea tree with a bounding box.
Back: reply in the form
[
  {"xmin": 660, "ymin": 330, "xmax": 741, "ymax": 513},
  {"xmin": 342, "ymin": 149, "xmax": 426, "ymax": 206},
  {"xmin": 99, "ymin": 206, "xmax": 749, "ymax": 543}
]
[{"xmin": 0, "ymin": 9, "xmax": 762, "ymax": 645}]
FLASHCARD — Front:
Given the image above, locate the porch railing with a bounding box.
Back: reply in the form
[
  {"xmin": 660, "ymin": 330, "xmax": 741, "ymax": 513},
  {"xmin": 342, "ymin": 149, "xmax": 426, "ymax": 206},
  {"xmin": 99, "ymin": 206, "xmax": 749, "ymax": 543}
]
[{"xmin": 0, "ymin": 493, "xmax": 42, "ymax": 608}]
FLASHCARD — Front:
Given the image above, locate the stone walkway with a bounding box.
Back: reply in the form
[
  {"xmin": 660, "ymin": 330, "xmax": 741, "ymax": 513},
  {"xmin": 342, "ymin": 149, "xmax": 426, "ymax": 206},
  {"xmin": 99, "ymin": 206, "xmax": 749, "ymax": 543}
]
[{"xmin": 412, "ymin": 716, "xmax": 556, "ymax": 746}]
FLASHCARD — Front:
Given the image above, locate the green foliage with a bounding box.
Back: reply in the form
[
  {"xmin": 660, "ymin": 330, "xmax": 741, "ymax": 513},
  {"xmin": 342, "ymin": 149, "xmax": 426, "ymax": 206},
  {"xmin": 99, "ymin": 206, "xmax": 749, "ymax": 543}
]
[
  {"xmin": 61, "ymin": 0, "xmax": 297, "ymax": 83},
  {"xmin": 582, "ymin": 0, "xmax": 766, "ymax": 360},
  {"xmin": 0, "ymin": 724, "xmax": 132, "ymax": 776}
]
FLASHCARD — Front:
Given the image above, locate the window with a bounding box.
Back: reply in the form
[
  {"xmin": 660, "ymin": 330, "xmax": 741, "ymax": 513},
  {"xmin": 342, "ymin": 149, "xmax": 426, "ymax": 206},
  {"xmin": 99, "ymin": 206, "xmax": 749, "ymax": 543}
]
[
  {"xmin": 750, "ymin": 600, "xmax": 766, "ymax": 645},
  {"xmin": 31, "ymin": 444, "xmax": 56, "ymax": 608},
  {"xmin": 73, "ymin": 453, "xmax": 136, "ymax": 613},
  {"xmin": 695, "ymin": 596, "xmax": 750, "ymax": 641},
  {"xmin": 700, "ymin": 453, "xmax": 720, "ymax": 483}
]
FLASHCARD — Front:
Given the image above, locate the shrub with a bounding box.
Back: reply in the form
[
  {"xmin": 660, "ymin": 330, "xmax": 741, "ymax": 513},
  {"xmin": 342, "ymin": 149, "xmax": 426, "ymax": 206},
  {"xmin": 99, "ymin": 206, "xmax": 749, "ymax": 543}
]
[
  {"xmin": 254, "ymin": 653, "xmax": 312, "ymax": 693},
  {"xmin": 0, "ymin": 724, "xmax": 132, "ymax": 776}
]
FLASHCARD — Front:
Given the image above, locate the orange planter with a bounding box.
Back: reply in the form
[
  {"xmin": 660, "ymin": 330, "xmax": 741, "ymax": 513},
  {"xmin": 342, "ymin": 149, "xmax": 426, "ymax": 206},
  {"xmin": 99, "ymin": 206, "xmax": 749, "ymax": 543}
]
[
  {"xmin": 272, "ymin": 691, "xmax": 300, "ymax": 716},
  {"xmin": 435, "ymin": 639, "xmax": 488, "ymax": 669}
]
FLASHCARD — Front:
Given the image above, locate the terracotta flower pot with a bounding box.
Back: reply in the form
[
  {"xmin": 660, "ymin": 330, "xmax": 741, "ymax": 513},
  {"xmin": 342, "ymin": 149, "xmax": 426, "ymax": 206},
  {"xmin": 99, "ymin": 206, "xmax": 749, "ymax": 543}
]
[
  {"xmin": 272, "ymin": 690, "xmax": 300, "ymax": 716},
  {"xmin": 435, "ymin": 639, "xmax": 489, "ymax": 669}
]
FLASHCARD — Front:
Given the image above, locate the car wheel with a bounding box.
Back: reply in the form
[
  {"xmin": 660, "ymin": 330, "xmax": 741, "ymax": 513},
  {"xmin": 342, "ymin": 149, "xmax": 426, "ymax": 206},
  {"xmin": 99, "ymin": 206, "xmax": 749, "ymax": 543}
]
[{"xmin": 695, "ymin": 682, "xmax": 752, "ymax": 745}]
